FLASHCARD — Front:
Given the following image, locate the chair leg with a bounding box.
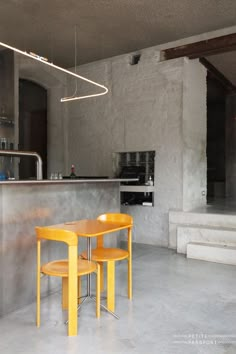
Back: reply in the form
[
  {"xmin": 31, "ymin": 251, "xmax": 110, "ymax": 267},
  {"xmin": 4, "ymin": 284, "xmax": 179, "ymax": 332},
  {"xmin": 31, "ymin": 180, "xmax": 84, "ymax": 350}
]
[
  {"xmin": 68, "ymin": 288, "xmax": 77, "ymax": 336},
  {"xmin": 36, "ymin": 272, "xmax": 41, "ymax": 327},
  {"xmin": 67, "ymin": 246, "xmax": 78, "ymax": 336},
  {"xmin": 128, "ymin": 227, "xmax": 132, "ymax": 300},
  {"xmin": 107, "ymin": 261, "xmax": 115, "ymax": 312},
  {"xmin": 96, "ymin": 264, "xmax": 101, "ymax": 318},
  {"xmin": 62, "ymin": 278, "xmax": 68, "ymax": 309},
  {"xmin": 36, "ymin": 241, "xmax": 41, "ymax": 328},
  {"xmin": 99, "ymin": 262, "xmax": 104, "ymax": 292},
  {"xmin": 128, "ymin": 256, "xmax": 132, "ymax": 299}
]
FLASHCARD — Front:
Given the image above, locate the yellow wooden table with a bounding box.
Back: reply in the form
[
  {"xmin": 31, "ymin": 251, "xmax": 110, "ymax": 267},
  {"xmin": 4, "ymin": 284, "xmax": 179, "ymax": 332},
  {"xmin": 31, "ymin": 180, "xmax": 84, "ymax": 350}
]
[{"xmin": 48, "ymin": 219, "xmax": 132, "ymax": 317}]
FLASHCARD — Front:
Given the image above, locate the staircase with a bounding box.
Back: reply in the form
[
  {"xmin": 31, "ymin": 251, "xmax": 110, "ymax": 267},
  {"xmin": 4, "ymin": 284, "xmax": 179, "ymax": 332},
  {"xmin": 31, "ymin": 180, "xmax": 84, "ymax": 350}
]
[{"xmin": 169, "ymin": 210, "xmax": 236, "ymax": 265}]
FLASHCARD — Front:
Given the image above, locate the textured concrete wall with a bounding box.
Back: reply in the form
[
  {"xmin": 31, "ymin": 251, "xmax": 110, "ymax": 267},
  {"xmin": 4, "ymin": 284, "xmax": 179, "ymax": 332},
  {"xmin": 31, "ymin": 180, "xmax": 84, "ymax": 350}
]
[
  {"xmin": 119, "ymin": 57, "xmax": 185, "ymax": 246},
  {"xmin": 182, "ymin": 59, "xmax": 207, "ymax": 210},
  {"xmin": 64, "ymin": 50, "xmax": 206, "ymax": 246},
  {"xmin": 226, "ymin": 94, "xmax": 236, "ymax": 197},
  {"xmin": 13, "ymin": 47, "xmax": 207, "ymax": 247},
  {"xmin": 65, "ymin": 59, "xmax": 113, "ymax": 176}
]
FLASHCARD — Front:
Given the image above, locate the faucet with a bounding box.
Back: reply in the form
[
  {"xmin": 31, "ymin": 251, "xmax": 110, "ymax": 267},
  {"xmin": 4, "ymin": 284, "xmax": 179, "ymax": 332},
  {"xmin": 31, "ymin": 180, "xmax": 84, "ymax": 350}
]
[{"xmin": 0, "ymin": 150, "xmax": 43, "ymax": 180}]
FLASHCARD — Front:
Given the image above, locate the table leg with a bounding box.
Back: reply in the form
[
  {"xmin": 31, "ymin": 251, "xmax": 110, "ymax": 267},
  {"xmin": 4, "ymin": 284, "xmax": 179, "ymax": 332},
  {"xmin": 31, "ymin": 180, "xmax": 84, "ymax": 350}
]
[{"xmin": 81, "ymin": 236, "xmax": 119, "ymax": 319}]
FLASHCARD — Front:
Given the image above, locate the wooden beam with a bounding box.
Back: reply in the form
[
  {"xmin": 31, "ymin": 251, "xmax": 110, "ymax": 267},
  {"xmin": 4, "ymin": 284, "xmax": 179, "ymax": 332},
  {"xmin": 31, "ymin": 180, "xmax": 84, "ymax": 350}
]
[
  {"xmin": 200, "ymin": 57, "xmax": 236, "ymax": 93},
  {"xmin": 162, "ymin": 33, "xmax": 236, "ymax": 60}
]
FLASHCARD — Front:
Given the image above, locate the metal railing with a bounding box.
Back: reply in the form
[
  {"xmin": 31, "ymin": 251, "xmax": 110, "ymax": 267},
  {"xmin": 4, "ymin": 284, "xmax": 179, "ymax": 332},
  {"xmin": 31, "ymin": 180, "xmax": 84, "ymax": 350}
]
[{"xmin": 0, "ymin": 150, "xmax": 43, "ymax": 180}]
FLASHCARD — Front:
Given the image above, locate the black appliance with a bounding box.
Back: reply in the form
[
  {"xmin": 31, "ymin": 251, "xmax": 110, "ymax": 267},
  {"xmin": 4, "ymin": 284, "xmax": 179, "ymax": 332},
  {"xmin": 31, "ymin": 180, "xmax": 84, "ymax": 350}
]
[
  {"xmin": 119, "ymin": 166, "xmax": 145, "ymax": 185},
  {"xmin": 121, "ymin": 191, "xmax": 152, "ymax": 205}
]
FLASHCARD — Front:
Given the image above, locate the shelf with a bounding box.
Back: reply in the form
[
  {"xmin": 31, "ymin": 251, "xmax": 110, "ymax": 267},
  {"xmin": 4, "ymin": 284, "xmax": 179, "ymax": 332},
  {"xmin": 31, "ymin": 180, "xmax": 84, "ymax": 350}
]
[
  {"xmin": 122, "ymin": 202, "xmax": 154, "ymax": 207},
  {"xmin": 0, "ymin": 117, "xmax": 14, "ymax": 126},
  {"xmin": 120, "ymin": 185, "xmax": 154, "ymax": 193}
]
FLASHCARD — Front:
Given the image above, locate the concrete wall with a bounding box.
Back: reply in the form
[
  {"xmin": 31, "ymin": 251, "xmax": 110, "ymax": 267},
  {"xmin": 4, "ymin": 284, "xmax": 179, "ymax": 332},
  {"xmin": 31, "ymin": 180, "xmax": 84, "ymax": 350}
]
[
  {"xmin": 64, "ymin": 50, "xmax": 206, "ymax": 246},
  {"xmin": 12, "ymin": 45, "xmax": 207, "ymax": 247},
  {"xmin": 182, "ymin": 59, "xmax": 207, "ymax": 210}
]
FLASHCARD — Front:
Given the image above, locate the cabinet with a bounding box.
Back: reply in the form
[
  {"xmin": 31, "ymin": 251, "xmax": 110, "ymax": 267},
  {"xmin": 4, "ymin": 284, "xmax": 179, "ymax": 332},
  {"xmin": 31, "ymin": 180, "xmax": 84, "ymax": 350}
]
[{"xmin": 113, "ymin": 150, "xmax": 155, "ymax": 206}]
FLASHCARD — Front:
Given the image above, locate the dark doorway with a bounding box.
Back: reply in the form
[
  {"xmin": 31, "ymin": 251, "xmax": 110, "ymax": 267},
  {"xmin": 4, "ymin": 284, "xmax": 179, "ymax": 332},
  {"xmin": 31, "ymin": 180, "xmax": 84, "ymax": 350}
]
[
  {"xmin": 207, "ymin": 75, "xmax": 226, "ymax": 200},
  {"xmin": 19, "ymin": 79, "xmax": 47, "ymax": 179}
]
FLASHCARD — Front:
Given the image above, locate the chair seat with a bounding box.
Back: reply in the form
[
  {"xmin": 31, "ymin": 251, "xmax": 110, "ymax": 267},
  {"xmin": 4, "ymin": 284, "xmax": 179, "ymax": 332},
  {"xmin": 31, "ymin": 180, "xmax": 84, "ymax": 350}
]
[
  {"xmin": 81, "ymin": 248, "xmax": 129, "ymax": 262},
  {"xmin": 41, "ymin": 259, "xmax": 97, "ymax": 277}
]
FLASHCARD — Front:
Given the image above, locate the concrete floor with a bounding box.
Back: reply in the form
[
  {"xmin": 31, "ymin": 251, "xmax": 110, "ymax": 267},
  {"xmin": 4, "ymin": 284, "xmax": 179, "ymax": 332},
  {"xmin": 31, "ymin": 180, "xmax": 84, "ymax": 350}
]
[{"xmin": 1, "ymin": 244, "xmax": 236, "ymax": 354}]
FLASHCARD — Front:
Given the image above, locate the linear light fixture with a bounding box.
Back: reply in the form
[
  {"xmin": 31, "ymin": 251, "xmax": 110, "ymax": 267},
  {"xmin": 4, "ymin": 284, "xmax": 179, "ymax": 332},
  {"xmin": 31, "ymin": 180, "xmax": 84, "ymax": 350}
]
[{"xmin": 0, "ymin": 41, "xmax": 108, "ymax": 102}]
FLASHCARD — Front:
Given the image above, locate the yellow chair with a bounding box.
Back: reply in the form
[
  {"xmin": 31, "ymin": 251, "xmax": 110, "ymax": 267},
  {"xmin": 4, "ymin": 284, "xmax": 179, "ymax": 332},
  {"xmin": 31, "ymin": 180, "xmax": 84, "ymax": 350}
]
[
  {"xmin": 81, "ymin": 213, "xmax": 133, "ymax": 312},
  {"xmin": 35, "ymin": 226, "xmax": 100, "ymax": 336}
]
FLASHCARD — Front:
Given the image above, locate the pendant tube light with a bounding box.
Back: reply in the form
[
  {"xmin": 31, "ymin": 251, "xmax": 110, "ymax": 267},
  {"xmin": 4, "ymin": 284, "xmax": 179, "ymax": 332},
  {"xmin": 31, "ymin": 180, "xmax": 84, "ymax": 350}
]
[{"xmin": 0, "ymin": 41, "xmax": 108, "ymax": 102}]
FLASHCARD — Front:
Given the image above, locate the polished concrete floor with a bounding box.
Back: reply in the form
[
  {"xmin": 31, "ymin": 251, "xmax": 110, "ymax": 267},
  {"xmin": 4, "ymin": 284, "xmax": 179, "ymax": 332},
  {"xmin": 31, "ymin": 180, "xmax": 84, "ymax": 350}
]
[{"xmin": 1, "ymin": 244, "xmax": 236, "ymax": 354}]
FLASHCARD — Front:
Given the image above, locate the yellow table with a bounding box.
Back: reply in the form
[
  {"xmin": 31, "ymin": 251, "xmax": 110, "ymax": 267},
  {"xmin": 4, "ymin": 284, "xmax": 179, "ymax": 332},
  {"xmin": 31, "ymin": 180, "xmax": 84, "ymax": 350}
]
[{"xmin": 48, "ymin": 219, "xmax": 132, "ymax": 317}]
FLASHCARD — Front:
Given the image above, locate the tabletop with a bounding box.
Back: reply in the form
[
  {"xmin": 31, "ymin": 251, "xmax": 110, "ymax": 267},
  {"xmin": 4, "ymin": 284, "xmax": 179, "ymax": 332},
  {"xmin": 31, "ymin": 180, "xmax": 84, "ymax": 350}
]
[{"xmin": 47, "ymin": 219, "xmax": 132, "ymax": 237}]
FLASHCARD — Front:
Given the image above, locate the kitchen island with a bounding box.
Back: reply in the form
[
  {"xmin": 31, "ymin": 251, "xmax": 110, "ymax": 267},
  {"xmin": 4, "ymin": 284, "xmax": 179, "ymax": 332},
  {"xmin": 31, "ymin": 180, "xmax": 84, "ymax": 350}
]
[{"xmin": 0, "ymin": 178, "xmax": 136, "ymax": 316}]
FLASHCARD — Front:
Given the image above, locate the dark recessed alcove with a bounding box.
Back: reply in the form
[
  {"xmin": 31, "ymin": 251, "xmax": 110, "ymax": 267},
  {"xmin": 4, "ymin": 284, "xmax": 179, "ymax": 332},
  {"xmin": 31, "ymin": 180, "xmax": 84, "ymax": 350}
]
[
  {"xmin": 207, "ymin": 75, "xmax": 226, "ymax": 199},
  {"xmin": 19, "ymin": 79, "xmax": 47, "ymax": 179}
]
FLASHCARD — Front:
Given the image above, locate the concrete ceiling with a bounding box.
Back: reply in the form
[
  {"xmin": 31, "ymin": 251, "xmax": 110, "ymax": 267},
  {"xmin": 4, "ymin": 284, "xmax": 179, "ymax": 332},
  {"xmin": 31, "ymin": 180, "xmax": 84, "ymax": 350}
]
[{"xmin": 0, "ymin": 0, "xmax": 236, "ymax": 69}]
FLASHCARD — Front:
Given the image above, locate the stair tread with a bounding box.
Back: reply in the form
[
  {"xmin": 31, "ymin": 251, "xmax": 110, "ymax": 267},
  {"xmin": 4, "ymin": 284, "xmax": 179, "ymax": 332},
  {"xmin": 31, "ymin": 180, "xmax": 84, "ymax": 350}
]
[
  {"xmin": 188, "ymin": 242, "xmax": 236, "ymax": 250},
  {"xmin": 178, "ymin": 225, "xmax": 236, "ymax": 232}
]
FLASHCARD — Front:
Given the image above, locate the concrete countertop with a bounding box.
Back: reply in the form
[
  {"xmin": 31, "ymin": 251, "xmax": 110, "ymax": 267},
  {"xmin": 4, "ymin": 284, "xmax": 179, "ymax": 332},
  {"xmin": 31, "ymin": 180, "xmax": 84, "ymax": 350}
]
[{"xmin": 0, "ymin": 178, "xmax": 138, "ymax": 185}]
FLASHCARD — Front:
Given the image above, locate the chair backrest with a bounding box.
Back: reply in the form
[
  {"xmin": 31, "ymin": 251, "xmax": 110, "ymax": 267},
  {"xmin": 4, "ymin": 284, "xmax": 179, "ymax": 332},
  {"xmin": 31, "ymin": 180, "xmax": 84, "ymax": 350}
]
[
  {"xmin": 97, "ymin": 213, "xmax": 133, "ymax": 226},
  {"xmin": 96, "ymin": 213, "xmax": 133, "ymax": 248},
  {"xmin": 35, "ymin": 227, "xmax": 78, "ymax": 246},
  {"xmin": 35, "ymin": 226, "xmax": 78, "ymax": 336}
]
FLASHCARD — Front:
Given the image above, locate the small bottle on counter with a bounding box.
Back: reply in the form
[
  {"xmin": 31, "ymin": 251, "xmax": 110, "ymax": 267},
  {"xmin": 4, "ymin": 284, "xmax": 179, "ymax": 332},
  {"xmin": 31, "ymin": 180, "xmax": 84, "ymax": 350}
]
[
  {"xmin": 148, "ymin": 176, "xmax": 153, "ymax": 186},
  {"xmin": 70, "ymin": 164, "xmax": 76, "ymax": 178}
]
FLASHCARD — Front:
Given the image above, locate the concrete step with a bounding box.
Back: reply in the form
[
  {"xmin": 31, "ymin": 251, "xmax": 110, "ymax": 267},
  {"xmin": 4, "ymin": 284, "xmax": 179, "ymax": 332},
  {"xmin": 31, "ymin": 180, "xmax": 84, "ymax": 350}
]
[
  {"xmin": 169, "ymin": 210, "xmax": 236, "ymax": 229},
  {"xmin": 187, "ymin": 242, "xmax": 236, "ymax": 266},
  {"xmin": 169, "ymin": 210, "xmax": 236, "ymax": 249},
  {"xmin": 177, "ymin": 225, "xmax": 236, "ymax": 254}
]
